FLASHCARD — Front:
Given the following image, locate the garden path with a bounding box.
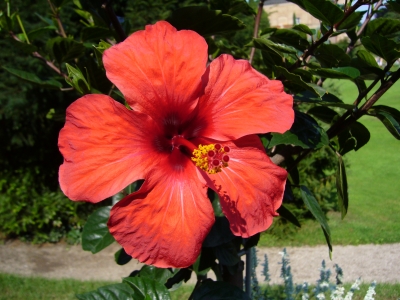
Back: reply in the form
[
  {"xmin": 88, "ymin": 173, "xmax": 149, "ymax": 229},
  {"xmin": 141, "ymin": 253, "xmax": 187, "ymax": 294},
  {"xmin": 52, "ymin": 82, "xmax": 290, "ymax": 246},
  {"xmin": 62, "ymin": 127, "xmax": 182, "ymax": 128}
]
[{"xmin": 0, "ymin": 240, "xmax": 399, "ymax": 285}]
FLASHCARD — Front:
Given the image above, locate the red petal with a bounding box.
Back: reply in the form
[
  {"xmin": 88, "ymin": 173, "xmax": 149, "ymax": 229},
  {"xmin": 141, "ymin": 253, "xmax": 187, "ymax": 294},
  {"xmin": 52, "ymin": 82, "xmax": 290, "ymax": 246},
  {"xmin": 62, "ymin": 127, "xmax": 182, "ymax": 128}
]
[
  {"xmin": 193, "ymin": 54, "xmax": 294, "ymax": 140},
  {"xmin": 108, "ymin": 153, "xmax": 214, "ymax": 268},
  {"xmin": 205, "ymin": 135, "xmax": 287, "ymax": 237},
  {"xmin": 59, "ymin": 94, "xmax": 162, "ymax": 202},
  {"xmin": 103, "ymin": 21, "xmax": 208, "ymax": 122}
]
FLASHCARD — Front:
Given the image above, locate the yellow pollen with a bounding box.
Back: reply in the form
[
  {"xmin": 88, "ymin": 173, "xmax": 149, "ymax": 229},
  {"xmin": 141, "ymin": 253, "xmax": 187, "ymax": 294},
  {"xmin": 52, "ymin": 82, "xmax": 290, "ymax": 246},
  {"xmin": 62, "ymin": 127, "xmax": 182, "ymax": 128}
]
[{"xmin": 191, "ymin": 143, "xmax": 230, "ymax": 174}]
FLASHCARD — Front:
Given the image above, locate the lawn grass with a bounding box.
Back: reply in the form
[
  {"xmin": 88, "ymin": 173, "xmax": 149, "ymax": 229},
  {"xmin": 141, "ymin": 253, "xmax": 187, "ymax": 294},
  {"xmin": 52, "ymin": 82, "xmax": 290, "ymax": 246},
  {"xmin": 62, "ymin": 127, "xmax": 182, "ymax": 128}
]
[
  {"xmin": 259, "ymin": 79, "xmax": 400, "ymax": 247},
  {"xmin": 1, "ymin": 273, "xmax": 399, "ymax": 300}
]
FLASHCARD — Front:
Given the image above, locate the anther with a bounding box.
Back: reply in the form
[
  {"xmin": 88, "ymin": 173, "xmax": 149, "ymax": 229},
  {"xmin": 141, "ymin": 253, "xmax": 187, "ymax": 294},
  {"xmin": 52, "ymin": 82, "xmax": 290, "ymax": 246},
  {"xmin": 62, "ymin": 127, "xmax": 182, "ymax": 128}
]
[{"xmin": 191, "ymin": 143, "xmax": 230, "ymax": 174}]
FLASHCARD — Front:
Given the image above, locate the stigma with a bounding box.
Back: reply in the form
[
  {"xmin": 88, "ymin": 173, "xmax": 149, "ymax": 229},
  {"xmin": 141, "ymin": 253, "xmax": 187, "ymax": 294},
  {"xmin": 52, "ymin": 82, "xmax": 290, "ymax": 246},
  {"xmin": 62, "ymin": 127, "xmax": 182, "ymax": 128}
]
[{"xmin": 192, "ymin": 143, "xmax": 230, "ymax": 174}]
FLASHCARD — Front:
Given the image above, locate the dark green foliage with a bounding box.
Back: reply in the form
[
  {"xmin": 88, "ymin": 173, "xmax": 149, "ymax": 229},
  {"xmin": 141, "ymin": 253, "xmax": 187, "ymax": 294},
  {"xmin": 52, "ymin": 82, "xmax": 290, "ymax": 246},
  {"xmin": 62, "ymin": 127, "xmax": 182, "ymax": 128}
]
[{"xmin": 0, "ymin": 169, "xmax": 91, "ymax": 243}]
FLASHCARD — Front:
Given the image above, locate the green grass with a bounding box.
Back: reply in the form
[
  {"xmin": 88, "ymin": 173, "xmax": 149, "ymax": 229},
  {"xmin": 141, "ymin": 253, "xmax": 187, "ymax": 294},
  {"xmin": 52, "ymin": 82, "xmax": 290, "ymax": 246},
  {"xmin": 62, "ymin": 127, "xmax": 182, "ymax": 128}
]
[
  {"xmin": 1, "ymin": 273, "xmax": 400, "ymax": 300},
  {"xmin": 260, "ymin": 79, "xmax": 400, "ymax": 247}
]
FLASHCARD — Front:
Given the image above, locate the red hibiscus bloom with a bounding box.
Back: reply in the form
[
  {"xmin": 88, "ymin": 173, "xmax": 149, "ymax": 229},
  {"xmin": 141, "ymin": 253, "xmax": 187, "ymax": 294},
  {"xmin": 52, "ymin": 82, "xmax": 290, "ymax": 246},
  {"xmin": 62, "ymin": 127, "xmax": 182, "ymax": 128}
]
[{"xmin": 58, "ymin": 21, "xmax": 294, "ymax": 268}]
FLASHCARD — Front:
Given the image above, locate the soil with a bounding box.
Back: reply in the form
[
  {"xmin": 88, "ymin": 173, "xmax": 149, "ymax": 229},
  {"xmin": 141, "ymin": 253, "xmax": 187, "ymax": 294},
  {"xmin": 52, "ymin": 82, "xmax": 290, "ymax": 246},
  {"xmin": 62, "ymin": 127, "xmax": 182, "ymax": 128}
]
[{"xmin": 0, "ymin": 240, "xmax": 399, "ymax": 285}]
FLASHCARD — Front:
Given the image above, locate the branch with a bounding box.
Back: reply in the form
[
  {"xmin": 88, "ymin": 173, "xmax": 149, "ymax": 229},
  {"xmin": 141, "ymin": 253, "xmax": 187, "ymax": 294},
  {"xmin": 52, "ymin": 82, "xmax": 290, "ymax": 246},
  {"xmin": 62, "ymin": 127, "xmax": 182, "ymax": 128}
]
[
  {"xmin": 286, "ymin": 0, "xmax": 365, "ymax": 73},
  {"xmin": 249, "ymin": 0, "xmax": 266, "ymax": 64},
  {"xmin": 9, "ymin": 31, "xmax": 68, "ymax": 79},
  {"xmin": 47, "ymin": 0, "xmax": 67, "ymax": 38}
]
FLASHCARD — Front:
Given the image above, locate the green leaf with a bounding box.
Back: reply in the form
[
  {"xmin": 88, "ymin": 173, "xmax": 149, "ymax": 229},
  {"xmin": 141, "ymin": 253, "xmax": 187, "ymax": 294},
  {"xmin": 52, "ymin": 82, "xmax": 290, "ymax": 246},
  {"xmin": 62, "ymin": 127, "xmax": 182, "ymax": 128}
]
[
  {"xmin": 210, "ymin": 0, "xmax": 255, "ymax": 16},
  {"xmin": 338, "ymin": 122, "xmax": 370, "ymax": 155},
  {"xmin": 350, "ymin": 50, "xmax": 383, "ymax": 80},
  {"xmin": 47, "ymin": 36, "xmax": 86, "ymax": 64},
  {"xmin": 123, "ymin": 276, "xmax": 171, "ymax": 300},
  {"xmin": 114, "ymin": 248, "xmax": 132, "ymax": 265},
  {"xmin": 65, "ymin": 63, "xmax": 90, "ymax": 95},
  {"xmin": 2, "ymin": 67, "xmax": 62, "ymax": 89},
  {"xmin": 269, "ymin": 110, "xmax": 329, "ymax": 149},
  {"xmin": 277, "ymin": 205, "xmax": 301, "ymax": 228},
  {"xmin": 309, "ymin": 67, "xmax": 360, "ymax": 79},
  {"xmin": 269, "ymin": 29, "xmax": 310, "ymax": 51},
  {"xmin": 203, "ymin": 217, "xmax": 235, "ymax": 247},
  {"xmin": 294, "ymin": 90, "xmax": 353, "ymax": 110},
  {"xmin": 213, "ymin": 241, "xmax": 240, "ymax": 266},
  {"xmin": 242, "ymin": 233, "xmax": 260, "ymax": 250},
  {"xmin": 139, "ymin": 265, "xmax": 175, "ymax": 285},
  {"xmin": 365, "ymin": 18, "xmax": 400, "ymax": 38},
  {"xmin": 337, "ymin": 11, "xmax": 365, "ymax": 31},
  {"xmin": 288, "ymin": 0, "xmax": 344, "ymax": 26},
  {"xmin": 387, "ymin": 0, "xmax": 400, "ymax": 14},
  {"xmin": 28, "ymin": 26, "xmax": 57, "ymax": 41},
  {"xmin": 192, "ymin": 281, "xmax": 251, "ymax": 300},
  {"xmin": 292, "ymin": 24, "xmax": 313, "ymax": 35},
  {"xmin": 76, "ymin": 283, "xmax": 135, "ymax": 300},
  {"xmin": 335, "ymin": 154, "xmax": 348, "ymax": 220},
  {"xmin": 253, "ymin": 38, "xmax": 297, "ymax": 55},
  {"xmin": 81, "ymin": 206, "xmax": 115, "ymax": 254},
  {"xmin": 193, "ymin": 248, "xmax": 215, "ymax": 276},
  {"xmin": 300, "ymin": 185, "xmax": 332, "ymax": 253},
  {"xmin": 314, "ymin": 44, "xmax": 351, "ymax": 68},
  {"xmin": 361, "ymin": 34, "xmax": 400, "ymax": 64},
  {"xmin": 369, "ymin": 105, "xmax": 400, "ymax": 140},
  {"xmin": 167, "ymin": 6, "xmax": 245, "ymax": 37},
  {"xmin": 307, "ymin": 106, "xmax": 338, "ymax": 124},
  {"xmin": 276, "ymin": 66, "xmax": 325, "ymax": 97},
  {"xmin": 7, "ymin": 38, "xmax": 37, "ymax": 54}
]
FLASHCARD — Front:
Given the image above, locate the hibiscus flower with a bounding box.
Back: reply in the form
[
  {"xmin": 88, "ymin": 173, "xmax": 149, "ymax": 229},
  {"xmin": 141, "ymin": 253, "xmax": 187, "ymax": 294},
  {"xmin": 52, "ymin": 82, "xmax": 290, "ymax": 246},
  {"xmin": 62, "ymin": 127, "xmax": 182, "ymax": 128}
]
[{"xmin": 58, "ymin": 21, "xmax": 294, "ymax": 268}]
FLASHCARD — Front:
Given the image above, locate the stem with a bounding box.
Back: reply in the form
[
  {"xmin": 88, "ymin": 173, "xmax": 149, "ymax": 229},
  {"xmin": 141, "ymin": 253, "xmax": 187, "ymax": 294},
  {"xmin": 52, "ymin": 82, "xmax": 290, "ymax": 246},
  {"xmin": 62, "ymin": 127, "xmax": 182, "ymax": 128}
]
[
  {"xmin": 249, "ymin": 0, "xmax": 266, "ymax": 65},
  {"xmin": 47, "ymin": 0, "xmax": 67, "ymax": 38},
  {"xmin": 346, "ymin": 0, "xmax": 383, "ymax": 54},
  {"xmin": 16, "ymin": 14, "xmax": 30, "ymax": 44},
  {"xmin": 102, "ymin": 0, "xmax": 126, "ymax": 42}
]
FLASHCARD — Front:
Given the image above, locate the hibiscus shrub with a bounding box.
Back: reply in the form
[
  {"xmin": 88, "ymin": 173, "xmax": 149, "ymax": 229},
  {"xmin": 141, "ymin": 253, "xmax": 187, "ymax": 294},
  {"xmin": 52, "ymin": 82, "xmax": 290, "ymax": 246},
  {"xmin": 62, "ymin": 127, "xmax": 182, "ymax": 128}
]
[{"xmin": 2, "ymin": 0, "xmax": 400, "ymax": 298}]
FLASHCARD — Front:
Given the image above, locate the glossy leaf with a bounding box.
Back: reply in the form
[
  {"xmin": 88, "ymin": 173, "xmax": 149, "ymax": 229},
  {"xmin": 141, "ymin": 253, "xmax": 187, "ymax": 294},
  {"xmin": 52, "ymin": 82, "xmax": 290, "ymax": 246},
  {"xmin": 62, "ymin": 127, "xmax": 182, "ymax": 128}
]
[
  {"xmin": 362, "ymin": 34, "xmax": 400, "ymax": 64},
  {"xmin": 81, "ymin": 206, "xmax": 115, "ymax": 254},
  {"xmin": 369, "ymin": 105, "xmax": 400, "ymax": 140},
  {"xmin": 28, "ymin": 26, "xmax": 57, "ymax": 41},
  {"xmin": 114, "ymin": 248, "xmax": 132, "ymax": 265},
  {"xmin": 336, "ymin": 154, "xmax": 348, "ymax": 220},
  {"xmin": 139, "ymin": 265, "xmax": 176, "ymax": 284},
  {"xmin": 76, "ymin": 283, "xmax": 135, "ymax": 300},
  {"xmin": 300, "ymin": 185, "xmax": 332, "ymax": 253},
  {"xmin": 337, "ymin": 11, "xmax": 365, "ymax": 31},
  {"xmin": 2, "ymin": 67, "xmax": 62, "ymax": 89},
  {"xmin": 292, "ymin": 24, "xmax": 313, "ymax": 35},
  {"xmin": 47, "ymin": 37, "xmax": 86, "ymax": 64},
  {"xmin": 314, "ymin": 44, "xmax": 351, "ymax": 68},
  {"xmin": 192, "ymin": 280, "xmax": 251, "ymax": 300},
  {"xmin": 309, "ymin": 67, "xmax": 360, "ymax": 79},
  {"xmin": 203, "ymin": 217, "xmax": 235, "ymax": 247},
  {"xmin": 269, "ymin": 110, "xmax": 329, "ymax": 149},
  {"xmin": 288, "ymin": 0, "xmax": 343, "ymax": 25},
  {"xmin": 350, "ymin": 50, "xmax": 383, "ymax": 80},
  {"xmin": 8, "ymin": 38, "xmax": 37, "ymax": 54},
  {"xmin": 253, "ymin": 38, "xmax": 297, "ymax": 55},
  {"xmin": 269, "ymin": 28, "xmax": 310, "ymax": 51},
  {"xmin": 307, "ymin": 106, "xmax": 338, "ymax": 124},
  {"xmin": 338, "ymin": 122, "xmax": 370, "ymax": 155},
  {"xmin": 277, "ymin": 205, "xmax": 301, "ymax": 228},
  {"xmin": 276, "ymin": 66, "xmax": 325, "ymax": 97},
  {"xmin": 123, "ymin": 277, "xmax": 171, "ymax": 300},
  {"xmin": 167, "ymin": 6, "xmax": 245, "ymax": 37},
  {"xmin": 365, "ymin": 18, "xmax": 400, "ymax": 38}
]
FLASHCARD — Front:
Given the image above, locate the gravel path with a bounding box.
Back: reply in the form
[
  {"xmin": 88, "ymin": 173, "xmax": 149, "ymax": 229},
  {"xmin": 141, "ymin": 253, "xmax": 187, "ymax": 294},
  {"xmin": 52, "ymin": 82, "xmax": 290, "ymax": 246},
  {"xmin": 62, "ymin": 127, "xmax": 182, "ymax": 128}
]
[{"xmin": 1, "ymin": 240, "xmax": 399, "ymax": 285}]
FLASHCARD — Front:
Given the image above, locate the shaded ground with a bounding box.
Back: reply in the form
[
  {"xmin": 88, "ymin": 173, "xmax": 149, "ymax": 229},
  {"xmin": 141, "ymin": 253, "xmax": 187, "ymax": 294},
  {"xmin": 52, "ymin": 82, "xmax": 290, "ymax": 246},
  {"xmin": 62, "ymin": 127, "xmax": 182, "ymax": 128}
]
[{"xmin": 0, "ymin": 240, "xmax": 399, "ymax": 285}]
